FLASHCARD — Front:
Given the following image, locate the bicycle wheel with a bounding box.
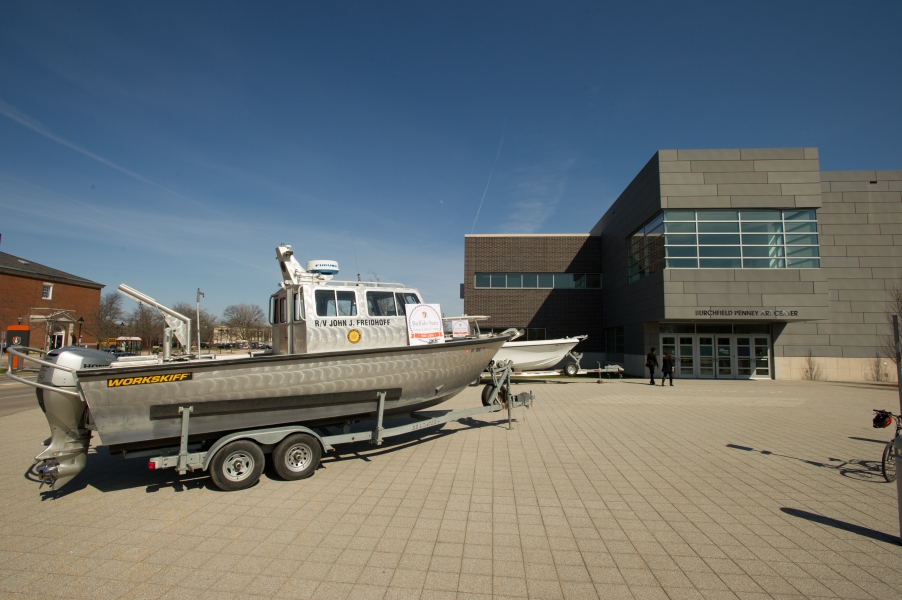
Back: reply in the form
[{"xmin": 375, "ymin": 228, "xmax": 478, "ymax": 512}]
[{"xmin": 881, "ymin": 440, "xmax": 896, "ymax": 483}]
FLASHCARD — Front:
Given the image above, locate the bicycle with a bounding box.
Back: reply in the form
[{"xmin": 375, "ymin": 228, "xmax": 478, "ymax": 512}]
[{"xmin": 872, "ymin": 409, "xmax": 902, "ymax": 482}]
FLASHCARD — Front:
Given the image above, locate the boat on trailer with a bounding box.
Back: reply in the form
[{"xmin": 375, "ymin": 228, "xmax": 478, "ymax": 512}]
[
  {"xmin": 444, "ymin": 315, "xmax": 586, "ymax": 372},
  {"xmin": 7, "ymin": 245, "xmax": 517, "ymax": 491}
]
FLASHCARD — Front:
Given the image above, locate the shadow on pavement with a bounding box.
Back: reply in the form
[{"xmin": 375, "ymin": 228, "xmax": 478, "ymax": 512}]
[
  {"xmin": 781, "ymin": 508, "xmax": 901, "ymax": 545},
  {"xmin": 849, "ymin": 436, "xmax": 891, "ymax": 444},
  {"xmin": 726, "ymin": 443, "xmax": 885, "ymax": 482},
  {"xmin": 27, "ymin": 415, "xmax": 512, "ymax": 497}
]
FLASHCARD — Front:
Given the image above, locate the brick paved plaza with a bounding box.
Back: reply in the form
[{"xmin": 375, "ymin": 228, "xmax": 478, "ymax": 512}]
[{"xmin": 1, "ymin": 377, "xmax": 901, "ymax": 599}]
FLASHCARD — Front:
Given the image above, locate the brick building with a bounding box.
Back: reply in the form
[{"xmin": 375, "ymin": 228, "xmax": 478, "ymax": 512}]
[
  {"xmin": 463, "ymin": 234, "xmax": 604, "ymax": 356},
  {"xmin": 0, "ymin": 252, "xmax": 104, "ymax": 351},
  {"xmin": 463, "ymin": 148, "xmax": 902, "ymax": 382}
]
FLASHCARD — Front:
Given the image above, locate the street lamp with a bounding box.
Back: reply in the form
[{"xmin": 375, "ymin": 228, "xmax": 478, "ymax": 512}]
[
  {"xmin": 196, "ymin": 288, "xmax": 204, "ymax": 355},
  {"xmin": 77, "ymin": 317, "xmax": 84, "ymax": 346}
]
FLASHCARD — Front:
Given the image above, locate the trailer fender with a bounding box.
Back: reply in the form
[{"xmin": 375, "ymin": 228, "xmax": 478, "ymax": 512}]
[{"xmin": 203, "ymin": 426, "xmax": 330, "ymax": 471}]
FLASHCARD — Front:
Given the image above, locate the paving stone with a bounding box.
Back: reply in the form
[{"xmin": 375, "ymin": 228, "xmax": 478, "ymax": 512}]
[{"xmin": 3, "ymin": 380, "xmax": 902, "ymax": 599}]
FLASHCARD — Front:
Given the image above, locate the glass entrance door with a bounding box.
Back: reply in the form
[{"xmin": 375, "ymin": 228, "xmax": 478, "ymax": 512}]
[
  {"xmin": 754, "ymin": 337, "xmax": 770, "ymax": 377},
  {"xmin": 735, "ymin": 336, "xmax": 771, "ymax": 378},
  {"xmin": 678, "ymin": 336, "xmax": 695, "ymax": 377},
  {"xmin": 659, "ymin": 328, "xmax": 772, "ymax": 379},
  {"xmin": 698, "ymin": 337, "xmax": 715, "ymax": 378},
  {"xmin": 717, "ymin": 337, "xmax": 733, "ymax": 377}
]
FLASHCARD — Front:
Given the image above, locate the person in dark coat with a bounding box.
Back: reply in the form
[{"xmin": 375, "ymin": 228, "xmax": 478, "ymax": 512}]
[
  {"xmin": 661, "ymin": 352, "xmax": 674, "ymax": 386},
  {"xmin": 646, "ymin": 347, "xmax": 658, "ymax": 385}
]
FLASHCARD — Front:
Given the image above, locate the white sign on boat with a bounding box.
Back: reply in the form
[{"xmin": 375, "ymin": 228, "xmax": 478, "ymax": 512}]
[
  {"xmin": 406, "ymin": 304, "xmax": 444, "ymax": 345},
  {"xmin": 451, "ymin": 320, "xmax": 469, "ymax": 338}
]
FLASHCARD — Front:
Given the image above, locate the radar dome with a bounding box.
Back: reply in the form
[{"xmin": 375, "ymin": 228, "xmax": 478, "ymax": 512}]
[{"xmin": 306, "ymin": 260, "xmax": 339, "ymax": 276}]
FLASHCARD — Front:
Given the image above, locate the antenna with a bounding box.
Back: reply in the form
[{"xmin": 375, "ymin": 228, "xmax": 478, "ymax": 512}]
[{"xmin": 350, "ymin": 230, "xmax": 361, "ymax": 282}]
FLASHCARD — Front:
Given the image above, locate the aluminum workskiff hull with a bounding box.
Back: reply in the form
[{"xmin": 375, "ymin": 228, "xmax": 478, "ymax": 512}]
[{"xmin": 76, "ymin": 336, "xmax": 508, "ymax": 450}]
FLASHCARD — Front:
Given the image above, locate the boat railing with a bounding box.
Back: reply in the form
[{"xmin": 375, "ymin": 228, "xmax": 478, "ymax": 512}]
[
  {"xmin": 4, "ymin": 346, "xmax": 83, "ymax": 398},
  {"xmin": 315, "ymin": 279, "xmax": 407, "ymax": 288}
]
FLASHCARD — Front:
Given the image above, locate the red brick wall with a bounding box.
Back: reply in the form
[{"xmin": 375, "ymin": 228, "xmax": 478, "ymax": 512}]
[
  {"xmin": 463, "ymin": 235, "xmax": 604, "ymax": 352},
  {"xmin": 0, "ymin": 272, "xmax": 102, "ymax": 347}
]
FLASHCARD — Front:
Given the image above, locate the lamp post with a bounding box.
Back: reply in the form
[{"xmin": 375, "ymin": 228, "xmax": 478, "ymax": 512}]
[
  {"xmin": 77, "ymin": 317, "xmax": 84, "ymax": 346},
  {"xmin": 196, "ymin": 288, "xmax": 204, "ymax": 355}
]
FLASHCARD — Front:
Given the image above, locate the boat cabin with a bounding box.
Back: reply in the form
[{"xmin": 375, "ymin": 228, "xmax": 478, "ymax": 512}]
[{"xmin": 270, "ymin": 245, "xmax": 423, "ymax": 354}]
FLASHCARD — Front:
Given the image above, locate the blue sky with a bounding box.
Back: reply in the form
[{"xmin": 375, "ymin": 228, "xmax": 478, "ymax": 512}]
[{"xmin": 1, "ymin": 1, "xmax": 900, "ymax": 316}]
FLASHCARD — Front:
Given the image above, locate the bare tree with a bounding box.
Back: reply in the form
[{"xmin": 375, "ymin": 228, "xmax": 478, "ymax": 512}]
[
  {"xmin": 95, "ymin": 293, "xmax": 125, "ymax": 343},
  {"xmin": 172, "ymin": 302, "xmax": 220, "ymax": 347},
  {"xmin": 222, "ymin": 303, "xmax": 266, "ymax": 341},
  {"xmin": 127, "ymin": 303, "xmax": 165, "ymax": 350},
  {"xmin": 802, "ymin": 348, "xmax": 823, "ymax": 381}
]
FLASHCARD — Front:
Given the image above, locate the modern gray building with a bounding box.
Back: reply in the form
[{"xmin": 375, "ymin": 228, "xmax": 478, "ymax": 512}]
[{"xmin": 463, "ymin": 148, "xmax": 902, "ymax": 382}]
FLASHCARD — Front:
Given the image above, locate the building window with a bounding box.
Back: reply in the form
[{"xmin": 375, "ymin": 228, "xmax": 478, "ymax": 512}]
[
  {"xmin": 41, "ymin": 283, "xmax": 53, "ymax": 300},
  {"xmin": 604, "ymin": 326, "xmax": 624, "ymax": 361},
  {"xmin": 659, "ymin": 323, "xmax": 770, "ymax": 334},
  {"xmin": 474, "ymin": 273, "xmax": 601, "ymax": 289},
  {"xmin": 627, "ymin": 214, "xmax": 664, "ymax": 283},
  {"xmin": 629, "ymin": 209, "xmax": 819, "ymax": 282}
]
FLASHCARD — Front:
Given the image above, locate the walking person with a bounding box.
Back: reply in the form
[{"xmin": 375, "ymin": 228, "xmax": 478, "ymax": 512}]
[
  {"xmin": 646, "ymin": 347, "xmax": 658, "ymax": 385},
  {"xmin": 661, "ymin": 351, "xmax": 674, "ymax": 386}
]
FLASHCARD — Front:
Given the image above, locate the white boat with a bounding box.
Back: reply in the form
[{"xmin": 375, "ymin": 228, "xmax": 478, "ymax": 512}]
[
  {"xmin": 442, "ymin": 316, "xmax": 585, "ymax": 371},
  {"xmin": 493, "ymin": 336, "xmax": 586, "ymax": 371}
]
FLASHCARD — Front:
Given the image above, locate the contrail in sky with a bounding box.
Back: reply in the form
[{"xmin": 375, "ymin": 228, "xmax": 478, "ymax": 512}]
[
  {"xmin": 0, "ymin": 98, "xmax": 213, "ymax": 210},
  {"xmin": 470, "ymin": 123, "xmax": 506, "ymax": 234}
]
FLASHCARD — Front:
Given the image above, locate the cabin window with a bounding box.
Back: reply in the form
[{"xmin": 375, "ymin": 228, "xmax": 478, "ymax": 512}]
[
  {"xmin": 366, "ymin": 291, "xmax": 397, "ymax": 316},
  {"xmin": 315, "ymin": 290, "xmax": 336, "ymax": 316},
  {"xmin": 279, "ymin": 297, "xmax": 287, "ymax": 323},
  {"xmin": 336, "ymin": 291, "xmax": 357, "ymax": 316},
  {"xmin": 395, "ymin": 292, "xmax": 420, "ymax": 315},
  {"xmin": 316, "ymin": 290, "xmax": 357, "ymax": 317}
]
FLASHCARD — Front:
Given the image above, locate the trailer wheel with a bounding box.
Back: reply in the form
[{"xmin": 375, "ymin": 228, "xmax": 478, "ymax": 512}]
[
  {"xmin": 209, "ymin": 440, "xmax": 265, "ymax": 491},
  {"xmin": 564, "ymin": 362, "xmax": 579, "ymax": 376},
  {"xmin": 273, "ymin": 433, "xmax": 321, "ymax": 481},
  {"xmin": 482, "ymin": 384, "xmax": 506, "ymax": 407}
]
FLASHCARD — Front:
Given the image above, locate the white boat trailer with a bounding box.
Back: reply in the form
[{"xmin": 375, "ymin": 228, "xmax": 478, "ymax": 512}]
[
  {"xmin": 481, "ymin": 351, "xmax": 624, "ymax": 379},
  {"xmin": 141, "ymin": 360, "xmax": 533, "ymax": 488}
]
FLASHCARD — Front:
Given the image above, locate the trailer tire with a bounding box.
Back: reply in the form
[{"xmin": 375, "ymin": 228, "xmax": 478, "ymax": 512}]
[
  {"xmin": 273, "ymin": 433, "xmax": 321, "ymax": 481},
  {"xmin": 209, "ymin": 440, "xmax": 265, "ymax": 491},
  {"xmin": 564, "ymin": 362, "xmax": 579, "ymax": 376},
  {"xmin": 482, "ymin": 384, "xmax": 507, "ymax": 407}
]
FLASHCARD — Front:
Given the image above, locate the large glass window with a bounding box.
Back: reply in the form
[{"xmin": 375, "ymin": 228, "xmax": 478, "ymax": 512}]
[
  {"xmin": 366, "ymin": 291, "xmax": 397, "ymax": 316},
  {"xmin": 316, "ymin": 290, "xmax": 358, "ymax": 317},
  {"xmin": 628, "ymin": 214, "xmax": 664, "ymax": 283},
  {"xmin": 629, "ymin": 209, "xmax": 819, "ymax": 278},
  {"xmin": 395, "ymin": 292, "xmax": 421, "ymax": 315},
  {"xmin": 474, "ymin": 273, "xmax": 602, "ymax": 289}
]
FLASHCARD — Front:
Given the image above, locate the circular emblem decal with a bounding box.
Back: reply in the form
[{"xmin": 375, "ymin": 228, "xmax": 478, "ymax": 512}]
[{"xmin": 347, "ymin": 329, "xmax": 361, "ymax": 344}]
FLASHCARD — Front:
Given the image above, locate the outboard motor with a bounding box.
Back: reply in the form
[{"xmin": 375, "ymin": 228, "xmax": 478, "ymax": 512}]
[{"xmin": 34, "ymin": 347, "xmax": 116, "ymax": 489}]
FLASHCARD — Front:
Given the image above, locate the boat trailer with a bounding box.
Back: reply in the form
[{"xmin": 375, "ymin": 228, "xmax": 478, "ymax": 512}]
[
  {"xmin": 144, "ymin": 359, "xmax": 532, "ymax": 488},
  {"xmin": 6, "ymin": 346, "xmax": 533, "ymax": 491}
]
